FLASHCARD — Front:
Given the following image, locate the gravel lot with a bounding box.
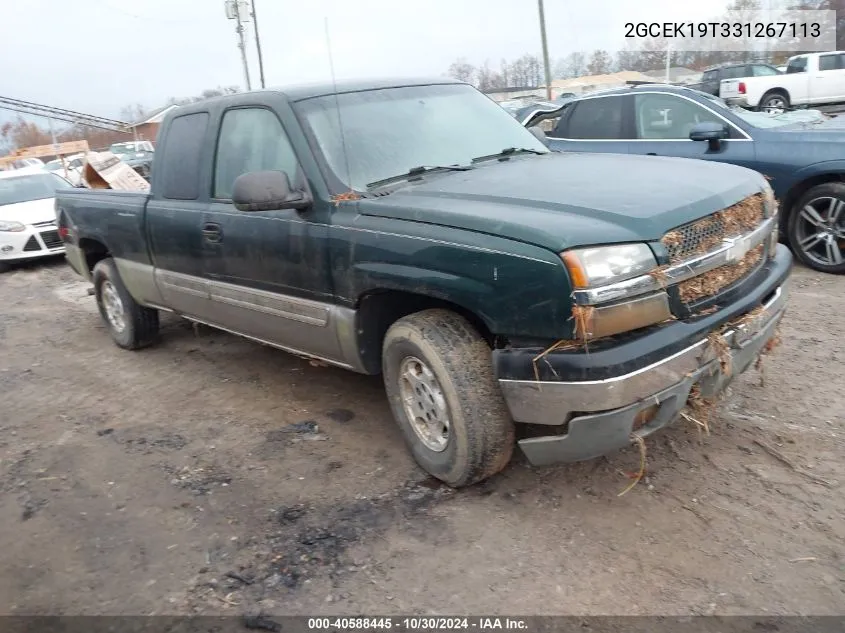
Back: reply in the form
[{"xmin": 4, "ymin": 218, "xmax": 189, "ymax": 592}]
[{"xmin": 1, "ymin": 258, "xmax": 843, "ymax": 616}]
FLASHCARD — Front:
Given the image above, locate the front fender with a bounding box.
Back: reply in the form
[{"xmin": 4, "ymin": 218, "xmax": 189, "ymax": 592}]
[
  {"xmin": 330, "ymin": 215, "xmax": 574, "ymax": 341},
  {"xmin": 790, "ymin": 160, "xmax": 845, "ymax": 183}
]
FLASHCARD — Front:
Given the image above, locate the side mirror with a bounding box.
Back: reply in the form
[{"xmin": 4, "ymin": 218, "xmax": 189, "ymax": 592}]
[
  {"xmin": 689, "ymin": 121, "xmax": 729, "ymax": 150},
  {"xmin": 232, "ymin": 170, "xmax": 312, "ymax": 212},
  {"xmin": 528, "ymin": 126, "xmax": 549, "ymax": 146}
]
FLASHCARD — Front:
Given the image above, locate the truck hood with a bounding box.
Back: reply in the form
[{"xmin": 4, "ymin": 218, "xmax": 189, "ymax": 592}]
[
  {"xmin": 360, "ymin": 153, "xmax": 765, "ymax": 252},
  {"xmin": 0, "ymin": 197, "xmax": 56, "ymax": 225}
]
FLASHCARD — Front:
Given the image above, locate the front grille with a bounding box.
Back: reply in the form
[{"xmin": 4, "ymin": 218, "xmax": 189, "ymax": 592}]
[
  {"xmin": 23, "ymin": 236, "xmax": 41, "ymax": 252},
  {"xmin": 661, "ymin": 193, "xmax": 768, "ymax": 306},
  {"xmin": 662, "ymin": 193, "xmax": 765, "ymax": 264},
  {"xmin": 677, "ymin": 244, "xmax": 764, "ymax": 304},
  {"xmin": 40, "ymin": 230, "xmax": 62, "ymax": 249}
]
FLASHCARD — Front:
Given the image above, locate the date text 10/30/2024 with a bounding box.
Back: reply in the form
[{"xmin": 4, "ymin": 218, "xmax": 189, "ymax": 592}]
[{"xmin": 307, "ymin": 617, "xmax": 529, "ymax": 631}]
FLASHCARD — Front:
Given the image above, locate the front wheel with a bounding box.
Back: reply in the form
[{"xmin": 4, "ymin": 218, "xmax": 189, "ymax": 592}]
[
  {"xmin": 787, "ymin": 183, "xmax": 845, "ymax": 274},
  {"xmin": 382, "ymin": 309, "xmax": 515, "ymax": 487},
  {"xmin": 93, "ymin": 257, "xmax": 160, "ymax": 349}
]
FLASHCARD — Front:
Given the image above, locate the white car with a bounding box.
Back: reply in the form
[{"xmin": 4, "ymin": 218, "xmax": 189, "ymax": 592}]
[
  {"xmin": 0, "ymin": 168, "xmax": 74, "ymax": 272},
  {"xmin": 44, "ymin": 154, "xmax": 85, "ymax": 186},
  {"xmin": 721, "ymin": 51, "xmax": 845, "ymax": 112}
]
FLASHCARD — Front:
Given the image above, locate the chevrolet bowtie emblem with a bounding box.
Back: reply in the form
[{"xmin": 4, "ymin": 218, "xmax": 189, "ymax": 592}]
[{"xmin": 723, "ymin": 235, "xmax": 751, "ymax": 262}]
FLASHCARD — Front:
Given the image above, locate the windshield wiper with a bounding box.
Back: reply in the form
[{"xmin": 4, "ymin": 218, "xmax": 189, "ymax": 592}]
[
  {"xmin": 471, "ymin": 147, "xmax": 546, "ymax": 164},
  {"xmin": 366, "ymin": 164, "xmax": 472, "ymax": 190}
]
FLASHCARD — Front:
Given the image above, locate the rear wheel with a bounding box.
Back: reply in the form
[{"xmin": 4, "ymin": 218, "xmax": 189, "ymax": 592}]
[
  {"xmin": 759, "ymin": 91, "xmax": 789, "ymax": 114},
  {"xmin": 93, "ymin": 257, "xmax": 160, "ymax": 349},
  {"xmin": 382, "ymin": 309, "xmax": 514, "ymax": 487},
  {"xmin": 787, "ymin": 183, "xmax": 845, "ymax": 274}
]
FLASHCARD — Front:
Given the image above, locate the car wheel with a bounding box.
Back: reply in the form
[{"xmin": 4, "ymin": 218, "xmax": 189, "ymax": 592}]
[
  {"xmin": 759, "ymin": 91, "xmax": 789, "ymax": 114},
  {"xmin": 92, "ymin": 257, "xmax": 160, "ymax": 349},
  {"xmin": 382, "ymin": 309, "xmax": 515, "ymax": 487},
  {"xmin": 787, "ymin": 183, "xmax": 845, "ymax": 274}
]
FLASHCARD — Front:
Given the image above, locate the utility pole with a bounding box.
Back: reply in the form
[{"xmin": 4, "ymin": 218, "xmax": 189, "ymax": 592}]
[
  {"xmin": 226, "ymin": 0, "xmax": 252, "ymax": 91},
  {"xmin": 250, "ymin": 0, "xmax": 266, "ymax": 89},
  {"xmin": 537, "ymin": 0, "xmax": 553, "ymax": 100},
  {"xmin": 665, "ymin": 40, "xmax": 671, "ymax": 84}
]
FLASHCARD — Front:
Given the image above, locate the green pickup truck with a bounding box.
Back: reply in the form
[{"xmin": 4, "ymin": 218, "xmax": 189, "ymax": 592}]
[{"xmin": 55, "ymin": 78, "xmax": 791, "ymax": 486}]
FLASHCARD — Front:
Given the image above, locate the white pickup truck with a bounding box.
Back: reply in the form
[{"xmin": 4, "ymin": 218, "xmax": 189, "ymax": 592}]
[{"xmin": 721, "ymin": 51, "xmax": 845, "ymax": 112}]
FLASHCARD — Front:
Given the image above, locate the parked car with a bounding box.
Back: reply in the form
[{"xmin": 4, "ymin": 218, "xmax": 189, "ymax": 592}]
[
  {"xmin": 500, "ymin": 99, "xmax": 569, "ymax": 127},
  {"xmin": 688, "ymin": 62, "xmax": 782, "ymax": 96},
  {"xmin": 0, "ymin": 157, "xmax": 45, "ymax": 171},
  {"xmin": 44, "ymin": 153, "xmax": 85, "ymax": 186},
  {"xmin": 524, "ymin": 84, "xmax": 845, "ymax": 273},
  {"xmin": 721, "ymin": 51, "xmax": 845, "ymax": 112},
  {"xmin": 109, "ymin": 141, "xmax": 154, "ymax": 180},
  {"xmin": 56, "ymin": 78, "xmax": 789, "ymax": 486},
  {"xmin": 0, "ymin": 168, "xmax": 73, "ymax": 271}
]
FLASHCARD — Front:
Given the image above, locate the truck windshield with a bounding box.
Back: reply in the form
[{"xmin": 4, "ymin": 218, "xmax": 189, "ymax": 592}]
[
  {"xmin": 0, "ymin": 173, "xmax": 72, "ymax": 206},
  {"xmin": 294, "ymin": 83, "xmax": 549, "ymax": 191}
]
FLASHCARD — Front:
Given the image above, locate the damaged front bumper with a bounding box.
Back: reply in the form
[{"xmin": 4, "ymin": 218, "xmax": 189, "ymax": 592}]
[{"xmin": 495, "ymin": 244, "xmax": 792, "ymax": 466}]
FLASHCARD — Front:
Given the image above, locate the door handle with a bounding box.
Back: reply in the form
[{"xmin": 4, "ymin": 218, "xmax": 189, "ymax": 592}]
[
  {"xmin": 647, "ymin": 152, "xmax": 658, "ymax": 156},
  {"xmin": 202, "ymin": 223, "xmax": 222, "ymax": 243}
]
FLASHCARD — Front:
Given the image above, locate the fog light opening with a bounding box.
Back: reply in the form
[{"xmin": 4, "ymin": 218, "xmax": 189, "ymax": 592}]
[
  {"xmin": 632, "ymin": 404, "xmax": 659, "ymax": 432},
  {"xmin": 0, "ymin": 245, "xmax": 13, "ymax": 253}
]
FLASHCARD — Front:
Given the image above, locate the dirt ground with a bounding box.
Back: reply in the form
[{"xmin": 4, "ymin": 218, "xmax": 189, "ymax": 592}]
[{"xmin": 0, "ymin": 257, "xmax": 843, "ymax": 617}]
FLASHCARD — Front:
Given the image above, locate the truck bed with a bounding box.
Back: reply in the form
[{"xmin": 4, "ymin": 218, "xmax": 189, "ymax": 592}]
[{"xmin": 56, "ymin": 189, "xmax": 151, "ymax": 276}]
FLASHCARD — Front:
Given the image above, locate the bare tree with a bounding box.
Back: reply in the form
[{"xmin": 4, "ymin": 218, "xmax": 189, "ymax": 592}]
[
  {"xmin": 476, "ymin": 62, "xmax": 507, "ymax": 92},
  {"xmin": 507, "ymin": 54, "xmax": 543, "ymax": 86},
  {"xmin": 586, "ymin": 49, "xmax": 613, "ymax": 75},
  {"xmin": 119, "ymin": 103, "xmax": 147, "ymax": 123},
  {"xmin": 448, "ymin": 58, "xmax": 477, "ymax": 84},
  {"xmin": 555, "ymin": 52, "xmax": 587, "ymax": 79}
]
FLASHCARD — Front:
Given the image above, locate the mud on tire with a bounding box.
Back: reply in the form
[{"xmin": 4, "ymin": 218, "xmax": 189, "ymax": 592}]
[
  {"xmin": 382, "ymin": 309, "xmax": 515, "ymax": 487},
  {"xmin": 93, "ymin": 257, "xmax": 160, "ymax": 349}
]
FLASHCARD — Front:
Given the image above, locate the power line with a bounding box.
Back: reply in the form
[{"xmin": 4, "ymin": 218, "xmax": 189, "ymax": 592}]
[{"xmin": 0, "ymin": 96, "xmax": 129, "ymax": 132}]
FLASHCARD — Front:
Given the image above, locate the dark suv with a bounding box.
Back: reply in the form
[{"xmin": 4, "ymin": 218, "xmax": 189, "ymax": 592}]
[{"xmin": 690, "ymin": 62, "xmax": 782, "ymax": 96}]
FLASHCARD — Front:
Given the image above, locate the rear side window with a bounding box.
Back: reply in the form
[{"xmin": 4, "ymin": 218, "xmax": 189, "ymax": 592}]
[
  {"xmin": 159, "ymin": 112, "xmax": 209, "ymax": 200},
  {"xmin": 703, "ymin": 70, "xmax": 717, "ymax": 82},
  {"xmin": 786, "ymin": 57, "xmax": 807, "ymax": 73},
  {"xmin": 752, "ymin": 65, "xmax": 780, "ymax": 76},
  {"xmin": 721, "ymin": 66, "xmax": 749, "ymax": 79},
  {"xmin": 562, "ymin": 97, "xmax": 625, "ymax": 139},
  {"xmin": 818, "ymin": 54, "xmax": 845, "ymax": 71}
]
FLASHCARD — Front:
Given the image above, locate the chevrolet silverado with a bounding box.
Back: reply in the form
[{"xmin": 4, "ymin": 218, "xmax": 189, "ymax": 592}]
[{"xmin": 55, "ymin": 78, "xmax": 791, "ymax": 486}]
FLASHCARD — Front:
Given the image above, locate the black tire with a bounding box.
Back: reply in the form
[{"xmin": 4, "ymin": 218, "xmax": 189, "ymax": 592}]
[
  {"xmin": 758, "ymin": 90, "xmax": 789, "ymax": 113},
  {"xmin": 382, "ymin": 309, "xmax": 514, "ymax": 487},
  {"xmin": 787, "ymin": 182, "xmax": 845, "ymax": 274},
  {"xmin": 92, "ymin": 257, "xmax": 160, "ymax": 349}
]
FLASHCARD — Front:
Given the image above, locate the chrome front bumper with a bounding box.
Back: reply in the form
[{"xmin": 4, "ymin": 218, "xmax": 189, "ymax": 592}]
[{"xmin": 501, "ymin": 283, "xmax": 787, "ymax": 466}]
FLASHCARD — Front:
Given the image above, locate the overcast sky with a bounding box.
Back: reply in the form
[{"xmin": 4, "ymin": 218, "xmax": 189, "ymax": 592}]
[{"xmin": 2, "ymin": 0, "xmax": 733, "ymax": 123}]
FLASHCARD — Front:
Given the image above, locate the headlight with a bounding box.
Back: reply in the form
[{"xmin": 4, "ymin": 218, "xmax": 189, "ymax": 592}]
[
  {"xmin": 0, "ymin": 220, "xmax": 26, "ymax": 232},
  {"xmin": 562, "ymin": 243, "xmax": 671, "ymax": 340},
  {"xmin": 561, "ymin": 243, "xmax": 656, "ymax": 288}
]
